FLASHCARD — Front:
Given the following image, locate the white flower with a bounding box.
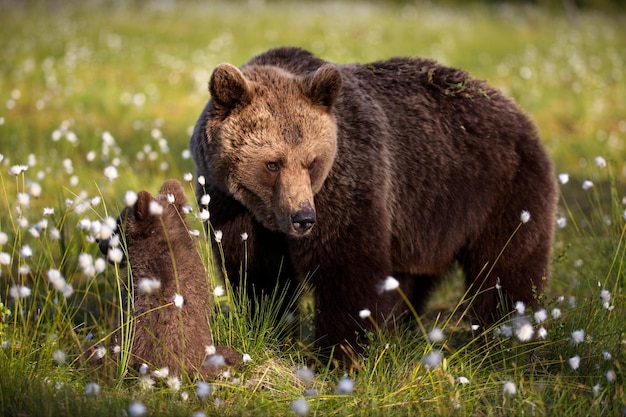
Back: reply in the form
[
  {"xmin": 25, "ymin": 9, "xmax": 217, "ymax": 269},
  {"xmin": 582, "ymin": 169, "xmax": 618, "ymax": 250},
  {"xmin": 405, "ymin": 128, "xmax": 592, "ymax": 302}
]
[
  {"xmin": 149, "ymin": 201, "xmax": 163, "ymax": 216},
  {"xmin": 173, "ymin": 293, "xmax": 184, "ymax": 308},
  {"xmin": 242, "ymin": 353, "xmax": 252, "ymax": 363},
  {"xmin": 84, "ymin": 382, "xmax": 100, "ymax": 396},
  {"xmin": 534, "ymin": 309, "xmax": 547, "ymax": 323},
  {"xmin": 47, "ymin": 269, "xmax": 65, "ymax": 290},
  {"xmin": 124, "ymin": 191, "xmax": 138, "ymax": 206},
  {"xmin": 496, "ymin": 324, "xmax": 513, "ymax": 338},
  {"xmin": 558, "ymin": 173, "xmax": 569, "ymax": 184},
  {"xmin": 204, "ymin": 354, "xmax": 225, "ymax": 369},
  {"xmin": 514, "ymin": 301, "xmax": 526, "ymax": 314},
  {"xmin": 200, "ymin": 194, "xmax": 211, "ymax": 206},
  {"xmin": 556, "ymin": 216, "xmax": 567, "ymax": 228},
  {"xmin": 9, "ymin": 285, "xmax": 31, "ymax": 300},
  {"xmin": 199, "ymin": 208, "xmax": 210, "ymax": 222},
  {"xmin": 166, "ymin": 376, "xmax": 181, "ymax": 392},
  {"xmin": 183, "ymin": 172, "xmax": 193, "ymax": 182},
  {"xmin": 381, "ymin": 276, "xmax": 400, "ymax": 292},
  {"xmin": 600, "ymin": 289, "xmax": 610, "ymax": 304},
  {"xmin": 196, "ymin": 381, "xmax": 212, "ymax": 400},
  {"xmin": 53, "ymin": 349, "xmax": 66, "ymax": 364},
  {"xmin": 520, "ymin": 210, "xmax": 531, "ymax": 224},
  {"xmin": 515, "ymin": 321, "xmax": 534, "ymax": 342},
  {"xmin": 138, "ymin": 376, "xmax": 155, "ymax": 391},
  {"xmin": 139, "ymin": 363, "xmax": 149, "ymax": 375},
  {"xmin": 94, "ymin": 258, "xmax": 106, "ymax": 273},
  {"xmin": 94, "ymin": 345, "xmax": 106, "ymax": 359},
  {"xmin": 103, "ymin": 165, "xmax": 118, "ymax": 181},
  {"xmin": 167, "ymin": 193, "xmax": 175, "ymax": 204},
  {"xmin": 240, "ymin": 232, "xmax": 249, "ymax": 241},
  {"xmin": 138, "ymin": 278, "xmax": 162, "ymax": 294},
  {"xmin": 77, "ymin": 219, "xmax": 91, "ymax": 231},
  {"xmin": 336, "ymin": 377, "xmax": 354, "ymax": 394},
  {"xmin": 205, "ymin": 345, "xmax": 216, "ymax": 356},
  {"xmin": 606, "ymin": 369, "xmax": 616, "ymax": 383},
  {"xmin": 428, "ymin": 328, "xmax": 445, "ymax": 343},
  {"xmin": 108, "ymin": 247, "xmax": 124, "ymax": 264},
  {"xmin": 602, "ymin": 351, "xmax": 612, "ymax": 361},
  {"xmin": 20, "ymin": 245, "xmax": 32, "ymax": 258},
  {"xmin": 582, "ymin": 180, "xmax": 594, "ymax": 191},
  {"xmin": 213, "ymin": 286, "xmax": 225, "ymax": 297},
  {"xmin": 17, "ymin": 192, "xmax": 30, "ymax": 207},
  {"xmin": 568, "ymin": 355, "xmax": 580, "ymax": 370},
  {"xmin": 594, "ymin": 156, "xmax": 607, "ymax": 168},
  {"xmin": 291, "ymin": 398, "xmax": 310, "ymax": 416},
  {"xmin": 50, "ymin": 228, "xmax": 61, "ymax": 241},
  {"xmin": 457, "ymin": 376, "xmax": 470, "ymax": 385},
  {"xmin": 0, "ymin": 252, "xmax": 11, "ymax": 266},
  {"xmin": 9, "ymin": 165, "xmax": 28, "ymax": 176},
  {"xmin": 571, "ymin": 329, "xmax": 585, "ymax": 345},
  {"xmin": 197, "ymin": 175, "xmax": 206, "ymax": 186},
  {"xmin": 422, "ymin": 350, "xmax": 443, "ymax": 370},
  {"xmin": 503, "ymin": 381, "xmax": 517, "ymax": 396},
  {"xmin": 152, "ymin": 367, "xmax": 169, "ymax": 379},
  {"xmin": 359, "ymin": 309, "xmax": 371, "ymax": 319},
  {"xmin": 295, "ymin": 367, "xmax": 315, "ymax": 387},
  {"xmin": 214, "ymin": 230, "xmax": 223, "ymax": 243},
  {"xmin": 61, "ymin": 283, "xmax": 74, "ymax": 298},
  {"xmin": 128, "ymin": 401, "xmax": 147, "ymax": 417},
  {"xmin": 29, "ymin": 182, "xmax": 42, "ymax": 198},
  {"xmin": 592, "ymin": 384, "xmax": 601, "ymax": 397},
  {"xmin": 0, "ymin": 232, "xmax": 7, "ymax": 245},
  {"xmin": 551, "ymin": 308, "xmax": 562, "ymax": 319}
]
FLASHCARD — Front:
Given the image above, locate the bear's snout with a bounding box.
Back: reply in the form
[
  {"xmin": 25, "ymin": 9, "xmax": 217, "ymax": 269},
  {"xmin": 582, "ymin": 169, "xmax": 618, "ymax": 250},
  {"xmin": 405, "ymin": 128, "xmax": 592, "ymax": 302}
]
[{"xmin": 290, "ymin": 202, "xmax": 316, "ymax": 235}]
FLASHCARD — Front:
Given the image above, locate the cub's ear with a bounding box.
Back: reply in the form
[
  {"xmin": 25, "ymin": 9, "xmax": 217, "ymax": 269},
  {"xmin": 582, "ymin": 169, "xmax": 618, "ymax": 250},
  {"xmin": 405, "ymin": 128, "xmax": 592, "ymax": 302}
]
[
  {"xmin": 302, "ymin": 64, "xmax": 342, "ymax": 110},
  {"xmin": 159, "ymin": 179, "xmax": 187, "ymax": 209},
  {"xmin": 209, "ymin": 63, "xmax": 252, "ymax": 110},
  {"xmin": 134, "ymin": 190, "xmax": 154, "ymax": 221}
]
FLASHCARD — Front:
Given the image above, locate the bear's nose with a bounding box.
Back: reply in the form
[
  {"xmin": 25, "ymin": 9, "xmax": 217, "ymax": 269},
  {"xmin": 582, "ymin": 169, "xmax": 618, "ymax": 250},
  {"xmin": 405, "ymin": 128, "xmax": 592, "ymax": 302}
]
[{"xmin": 291, "ymin": 209, "xmax": 316, "ymax": 234}]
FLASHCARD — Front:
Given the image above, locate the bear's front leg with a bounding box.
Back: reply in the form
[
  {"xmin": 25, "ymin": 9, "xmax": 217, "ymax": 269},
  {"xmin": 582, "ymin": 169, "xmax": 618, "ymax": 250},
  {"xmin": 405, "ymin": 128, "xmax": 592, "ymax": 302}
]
[
  {"xmin": 312, "ymin": 263, "xmax": 401, "ymax": 357},
  {"xmin": 291, "ymin": 224, "xmax": 400, "ymax": 357}
]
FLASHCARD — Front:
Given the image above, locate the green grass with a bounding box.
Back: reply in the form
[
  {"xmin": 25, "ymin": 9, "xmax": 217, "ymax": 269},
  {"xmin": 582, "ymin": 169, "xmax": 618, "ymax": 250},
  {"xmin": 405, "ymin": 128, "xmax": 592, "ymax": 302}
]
[{"xmin": 0, "ymin": 1, "xmax": 625, "ymax": 416}]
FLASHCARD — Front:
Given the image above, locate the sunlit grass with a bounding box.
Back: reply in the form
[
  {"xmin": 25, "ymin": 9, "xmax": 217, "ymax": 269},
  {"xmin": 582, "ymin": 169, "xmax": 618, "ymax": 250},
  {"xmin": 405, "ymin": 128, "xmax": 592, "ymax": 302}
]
[{"xmin": 0, "ymin": 1, "xmax": 625, "ymax": 416}]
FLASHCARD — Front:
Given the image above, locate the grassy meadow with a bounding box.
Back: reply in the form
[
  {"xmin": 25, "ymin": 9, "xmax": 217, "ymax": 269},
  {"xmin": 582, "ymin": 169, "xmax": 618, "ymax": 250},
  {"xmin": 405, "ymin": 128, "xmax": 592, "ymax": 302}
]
[{"xmin": 1, "ymin": 1, "xmax": 625, "ymax": 415}]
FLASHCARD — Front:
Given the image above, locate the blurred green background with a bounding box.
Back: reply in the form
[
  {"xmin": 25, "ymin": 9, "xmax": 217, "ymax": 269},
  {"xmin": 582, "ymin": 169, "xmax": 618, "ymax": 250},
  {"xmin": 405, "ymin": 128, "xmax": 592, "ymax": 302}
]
[{"xmin": 1, "ymin": 0, "xmax": 625, "ymax": 198}]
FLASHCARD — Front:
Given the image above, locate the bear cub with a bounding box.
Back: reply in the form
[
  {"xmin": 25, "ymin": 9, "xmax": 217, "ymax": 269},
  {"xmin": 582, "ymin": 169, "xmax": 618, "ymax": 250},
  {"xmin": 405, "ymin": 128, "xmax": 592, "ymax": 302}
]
[
  {"xmin": 190, "ymin": 47, "xmax": 557, "ymax": 355},
  {"xmin": 100, "ymin": 179, "xmax": 239, "ymax": 377}
]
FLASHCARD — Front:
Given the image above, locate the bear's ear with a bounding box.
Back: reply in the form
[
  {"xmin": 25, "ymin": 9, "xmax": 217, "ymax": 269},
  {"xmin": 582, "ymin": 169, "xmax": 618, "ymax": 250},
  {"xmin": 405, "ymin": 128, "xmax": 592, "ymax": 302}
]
[
  {"xmin": 209, "ymin": 63, "xmax": 252, "ymax": 111},
  {"xmin": 302, "ymin": 64, "xmax": 342, "ymax": 110},
  {"xmin": 134, "ymin": 191, "xmax": 154, "ymax": 221},
  {"xmin": 159, "ymin": 179, "xmax": 187, "ymax": 209}
]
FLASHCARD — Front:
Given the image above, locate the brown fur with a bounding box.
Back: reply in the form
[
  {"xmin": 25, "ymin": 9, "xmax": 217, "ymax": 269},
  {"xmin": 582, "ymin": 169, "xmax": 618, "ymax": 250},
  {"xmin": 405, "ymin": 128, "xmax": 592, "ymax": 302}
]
[
  {"xmin": 100, "ymin": 179, "xmax": 239, "ymax": 376},
  {"xmin": 190, "ymin": 47, "xmax": 558, "ymax": 355}
]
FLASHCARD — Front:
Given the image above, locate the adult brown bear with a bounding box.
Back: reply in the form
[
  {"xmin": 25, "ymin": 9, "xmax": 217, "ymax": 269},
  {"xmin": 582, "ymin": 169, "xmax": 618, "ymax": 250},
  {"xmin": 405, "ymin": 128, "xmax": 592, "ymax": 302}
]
[{"xmin": 190, "ymin": 47, "xmax": 557, "ymax": 355}]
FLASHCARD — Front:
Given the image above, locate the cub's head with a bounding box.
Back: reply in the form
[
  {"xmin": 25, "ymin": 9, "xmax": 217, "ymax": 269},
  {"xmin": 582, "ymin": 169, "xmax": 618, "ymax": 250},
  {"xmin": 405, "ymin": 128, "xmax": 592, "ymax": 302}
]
[
  {"xmin": 202, "ymin": 62, "xmax": 342, "ymax": 237},
  {"xmin": 98, "ymin": 179, "xmax": 190, "ymax": 264}
]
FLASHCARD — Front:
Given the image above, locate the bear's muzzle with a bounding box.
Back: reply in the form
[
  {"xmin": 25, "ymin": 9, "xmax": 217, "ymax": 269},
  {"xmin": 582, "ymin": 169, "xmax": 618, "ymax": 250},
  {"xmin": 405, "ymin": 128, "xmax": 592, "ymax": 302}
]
[{"xmin": 290, "ymin": 201, "xmax": 316, "ymax": 235}]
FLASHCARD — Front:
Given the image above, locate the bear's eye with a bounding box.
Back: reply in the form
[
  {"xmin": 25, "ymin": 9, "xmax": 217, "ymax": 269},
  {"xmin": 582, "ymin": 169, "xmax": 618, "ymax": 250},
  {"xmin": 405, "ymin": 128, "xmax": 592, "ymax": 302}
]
[
  {"xmin": 266, "ymin": 161, "xmax": 281, "ymax": 172},
  {"xmin": 308, "ymin": 160, "xmax": 316, "ymax": 171}
]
